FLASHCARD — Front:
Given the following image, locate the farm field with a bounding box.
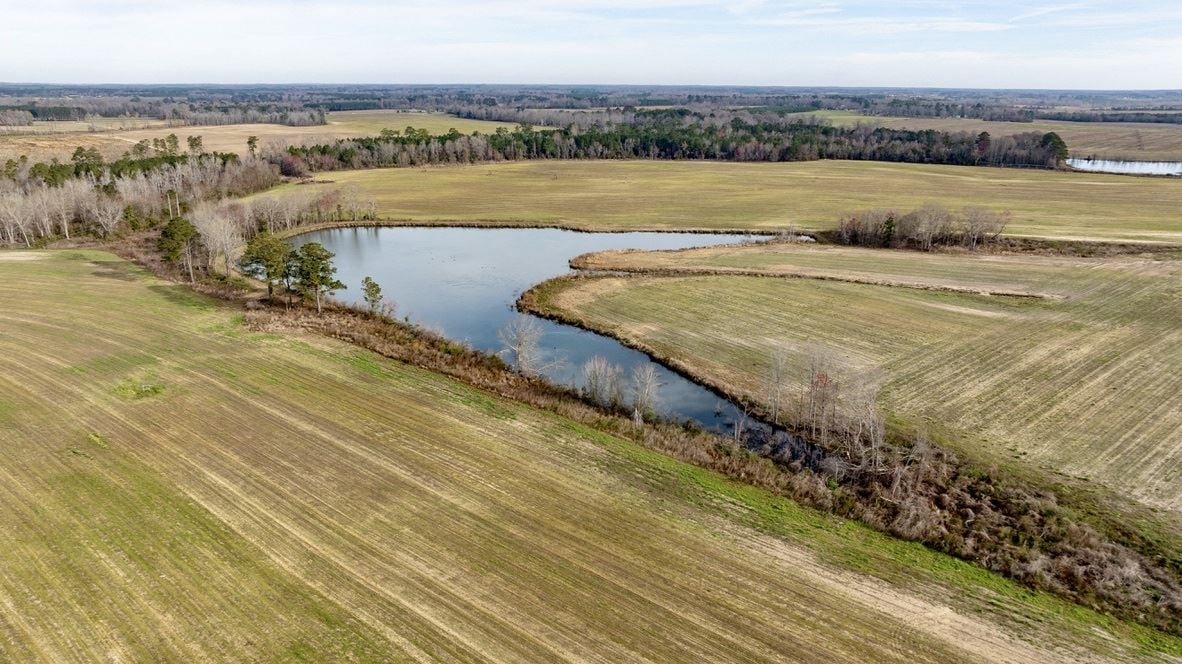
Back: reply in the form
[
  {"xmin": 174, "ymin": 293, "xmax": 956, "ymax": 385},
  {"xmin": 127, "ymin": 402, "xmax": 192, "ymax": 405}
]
[
  {"xmin": 793, "ymin": 110, "xmax": 1182, "ymax": 161},
  {"xmin": 267, "ymin": 160, "xmax": 1182, "ymax": 243},
  {"xmin": 0, "ymin": 110, "xmax": 517, "ymax": 162},
  {"xmin": 0, "ymin": 117, "xmax": 171, "ymax": 135},
  {"xmin": 7, "ymin": 251, "xmax": 1176, "ymax": 661},
  {"xmin": 531, "ymin": 244, "xmax": 1182, "ymax": 513}
]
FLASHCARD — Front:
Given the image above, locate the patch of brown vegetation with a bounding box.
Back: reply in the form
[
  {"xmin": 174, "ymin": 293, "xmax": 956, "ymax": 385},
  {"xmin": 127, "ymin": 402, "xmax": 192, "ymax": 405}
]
[{"xmin": 570, "ymin": 250, "xmax": 1059, "ymax": 299}]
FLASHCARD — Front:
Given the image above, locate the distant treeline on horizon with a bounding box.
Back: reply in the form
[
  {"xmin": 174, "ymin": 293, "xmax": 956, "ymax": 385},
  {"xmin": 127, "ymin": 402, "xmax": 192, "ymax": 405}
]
[{"xmin": 3, "ymin": 83, "xmax": 1182, "ymax": 127}]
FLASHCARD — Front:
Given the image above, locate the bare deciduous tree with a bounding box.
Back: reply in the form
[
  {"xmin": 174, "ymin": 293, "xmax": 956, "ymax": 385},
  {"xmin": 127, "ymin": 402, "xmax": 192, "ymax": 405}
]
[
  {"xmin": 802, "ymin": 346, "xmax": 841, "ymax": 443},
  {"xmin": 190, "ymin": 203, "xmax": 245, "ymax": 274},
  {"xmin": 962, "ymin": 206, "xmax": 1010, "ymax": 249},
  {"xmin": 898, "ymin": 202, "xmax": 950, "ymax": 252},
  {"xmin": 630, "ymin": 363, "xmax": 661, "ymax": 418},
  {"xmin": 498, "ymin": 315, "xmax": 546, "ymax": 376},
  {"xmin": 733, "ymin": 404, "xmax": 749, "ymax": 442},
  {"xmin": 840, "ymin": 203, "xmax": 1010, "ymax": 251},
  {"xmin": 0, "ymin": 192, "xmax": 31, "ymax": 246},
  {"xmin": 27, "ymin": 187, "xmax": 54, "ymax": 239},
  {"xmin": 582, "ymin": 356, "xmax": 624, "ymax": 408},
  {"xmin": 250, "ymin": 196, "xmax": 285, "ymax": 233},
  {"xmin": 765, "ymin": 348, "xmax": 789, "ymax": 424},
  {"xmin": 89, "ymin": 197, "xmax": 124, "ymax": 237}
]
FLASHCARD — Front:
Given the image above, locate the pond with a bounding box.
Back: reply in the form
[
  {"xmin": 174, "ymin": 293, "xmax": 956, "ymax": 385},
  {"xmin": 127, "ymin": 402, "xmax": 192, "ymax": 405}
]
[
  {"xmin": 1067, "ymin": 158, "xmax": 1182, "ymax": 176},
  {"xmin": 290, "ymin": 226, "xmax": 765, "ymax": 433}
]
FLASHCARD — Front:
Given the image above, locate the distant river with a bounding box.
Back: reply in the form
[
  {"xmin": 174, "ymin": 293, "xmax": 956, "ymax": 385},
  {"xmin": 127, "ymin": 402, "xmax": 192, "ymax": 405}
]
[
  {"xmin": 1067, "ymin": 158, "xmax": 1182, "ymax": 176},
  {"xmin": 291, "ymin": 226, "xmax": 762, "ymax": 432}
]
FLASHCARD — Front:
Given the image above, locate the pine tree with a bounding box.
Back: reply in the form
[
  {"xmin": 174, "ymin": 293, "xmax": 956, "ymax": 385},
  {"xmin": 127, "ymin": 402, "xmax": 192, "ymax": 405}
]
[{"xmin": 293, "ymin": 242, "xmax": 344, "ymax": 313}]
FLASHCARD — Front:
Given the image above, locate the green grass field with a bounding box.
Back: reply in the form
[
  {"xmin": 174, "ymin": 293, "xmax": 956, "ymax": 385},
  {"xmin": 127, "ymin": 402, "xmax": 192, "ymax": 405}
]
[
  {"xmin": 536, "ymin": 244, "xmax": 1182, "ymax": 514},
  {"xmin": 0, "ymin": 110, "xmax": 516, "ymax": 162},
  {"xmin": 1, "ymin": 250, "xmax": 1176, "ymax": 661},
  {"xmin": 792, "ymin": 110, "xmax": 1182, "ymax": 161},
  {"xmin": 268, "ymin": 161, "xmax": 1182, "ymax": 243}
]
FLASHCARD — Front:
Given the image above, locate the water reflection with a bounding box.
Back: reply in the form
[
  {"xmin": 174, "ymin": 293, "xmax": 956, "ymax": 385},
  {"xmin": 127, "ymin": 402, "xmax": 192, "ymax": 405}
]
[
  {"xmin": 1067, "ymin": 158, "xmax": 1182, "ymax": 176},
  {"xmin": 292, "ymin": 226, "xmax": 756, "ymax": 429}
]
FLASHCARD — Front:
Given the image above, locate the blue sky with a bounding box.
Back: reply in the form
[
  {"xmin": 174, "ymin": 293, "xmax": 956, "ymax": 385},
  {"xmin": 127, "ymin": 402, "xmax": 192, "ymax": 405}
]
[{"xmin": 1, "ymin": 1, "xmax": 1180, "ymax": 88}]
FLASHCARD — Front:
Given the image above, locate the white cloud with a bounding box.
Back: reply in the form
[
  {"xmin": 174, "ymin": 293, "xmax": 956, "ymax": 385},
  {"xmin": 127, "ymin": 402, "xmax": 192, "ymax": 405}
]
[
  {"xmin": 1008, "ymin": 3, "xmax": 1088, "ymax": 23},
  {"xmin": 0, "ymin": 0, "xmax": 1179, "ymax": 87}
]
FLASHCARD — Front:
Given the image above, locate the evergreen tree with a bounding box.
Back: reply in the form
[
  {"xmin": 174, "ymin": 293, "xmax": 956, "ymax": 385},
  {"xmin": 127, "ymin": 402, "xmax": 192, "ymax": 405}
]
[
  {"xmin": 361, "ymin": 276, "xmax": 383, "ymax": 314},
  {"xmin": 242, "ymin": 231, "xmax": 290, "ymax": 299},
  {"xmin": 1041, "ymin": 132, "xmax": 1069, "ymax": 164},
  {"xmin": 157, "ymin": 217, "xmax": 199, "ymax": 283},
  {"xmin": 293, "ymin": 242, "xmax": 344, "ymax": 313}
]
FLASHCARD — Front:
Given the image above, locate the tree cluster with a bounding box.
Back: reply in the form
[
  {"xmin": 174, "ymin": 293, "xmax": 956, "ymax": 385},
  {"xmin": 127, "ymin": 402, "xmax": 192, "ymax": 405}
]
[
  {"xmin": 578, "ymin": 356, "xmax": 661, "ymax": 422},
  {"xmin": 241, "ymin": 233, "xmax": 345, "ymax": 312},
  {"xmin": 836, "ymin": 204, "xmax": 1010, "ymax": 250},
  {"xmin": 0, "ymin": 109, "xmax": 34, "ymax": 126},
  {"xmin": 0, "ymin": 149, "xmax": 279, "ymax": 247}
]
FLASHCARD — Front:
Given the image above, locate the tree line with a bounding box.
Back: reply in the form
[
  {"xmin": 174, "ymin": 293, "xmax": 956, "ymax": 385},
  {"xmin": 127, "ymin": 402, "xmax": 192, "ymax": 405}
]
[
  {"xmin": 1034, "ymin": 110, "xmax": 1182, "ymax": 125},
  {"xmin": 278, "ymin": 117, "xmax": 1068, "ymax": 174},
  {"xmin": 0, "ymin": 149, "xmax": 279, "ymax": 247},
  {"xmin": 7, "ymin": 83, "xmax": 1179, "ymax": 129},
  {"xmin": 0, "ymin": 95, "xmax": 327, "ymax": 127}
]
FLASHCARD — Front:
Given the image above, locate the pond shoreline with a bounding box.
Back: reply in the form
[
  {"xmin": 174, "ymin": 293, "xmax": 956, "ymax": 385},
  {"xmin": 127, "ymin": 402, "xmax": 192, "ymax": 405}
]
[
  {"xmin": 517, "ymin": 272, "xmax": 796, "ymax": 434},
  {"xmin": 1067, "ymin": 157, "xmax": 1182, "ymax": 176},
  {"xmin": 278, "ymin": 217, "xmax": 782, "ymax": 238}
]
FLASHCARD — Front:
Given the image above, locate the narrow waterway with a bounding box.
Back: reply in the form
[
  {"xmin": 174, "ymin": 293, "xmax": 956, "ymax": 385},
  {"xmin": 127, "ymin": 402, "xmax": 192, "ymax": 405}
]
[
  {"xmin": 1067, "ymin": 158, "xmax": 1182, "ymax": 176},
  {"xmin": 291, "ymin": 226, "xmax": 765, "ymax": 433}
]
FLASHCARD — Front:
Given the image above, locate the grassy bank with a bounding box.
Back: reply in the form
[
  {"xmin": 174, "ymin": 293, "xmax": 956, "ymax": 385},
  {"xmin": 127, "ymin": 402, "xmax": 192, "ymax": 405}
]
[{"xmin": 0, "ymin": 249, "xmax": 1177, "ymax": 660}]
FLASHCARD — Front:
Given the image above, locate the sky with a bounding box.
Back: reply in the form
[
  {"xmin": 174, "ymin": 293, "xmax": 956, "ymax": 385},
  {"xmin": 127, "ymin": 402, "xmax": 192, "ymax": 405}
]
[{"xmin": 1, "ymin": 0, "xmax": 1180, "ymax": 89}]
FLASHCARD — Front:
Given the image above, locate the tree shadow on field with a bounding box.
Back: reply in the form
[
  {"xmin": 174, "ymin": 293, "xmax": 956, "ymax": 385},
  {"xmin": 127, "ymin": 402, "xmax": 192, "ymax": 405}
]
[
  {"xmin": 147, "ymin": 284, "xmax": 214, "ymax": 310},
  {"xmin": 89, "ymin": 261, "xmax": 141, "ymax": 282}
]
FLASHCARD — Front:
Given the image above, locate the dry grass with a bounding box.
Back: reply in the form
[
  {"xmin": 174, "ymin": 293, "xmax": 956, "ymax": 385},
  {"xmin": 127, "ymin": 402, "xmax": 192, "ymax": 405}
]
[
  {"xmin": 536, "ymin": 244, "xmax": 1182, "ymax": 514},
  {"xmin": 573, "ymin": 242, "xmax": 1139, "ymax": 297},
  {"xmin": 0, "ymin": 117, "xmax": 171, "ymax": 135},
  {"xmin": 791, "ymin": 110, "xmax": 1182, "ymax": 161},
  {"xmin": 6, "ymin": 250, "xmax": 1172, "ymax": 660},
  {"xmin": 263, "ymin": 161, "xmax": 1182, "ymax": 243},
  {"xmin": 0, "ymin": 110, "xmax": 517, "ymax": 162}
]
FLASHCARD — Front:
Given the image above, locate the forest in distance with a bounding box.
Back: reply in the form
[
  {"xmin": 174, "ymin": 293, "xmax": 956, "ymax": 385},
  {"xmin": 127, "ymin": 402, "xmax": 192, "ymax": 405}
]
[{"xmin": 12, "ymin": 82, "xmax": 1182, "ymax": 184}]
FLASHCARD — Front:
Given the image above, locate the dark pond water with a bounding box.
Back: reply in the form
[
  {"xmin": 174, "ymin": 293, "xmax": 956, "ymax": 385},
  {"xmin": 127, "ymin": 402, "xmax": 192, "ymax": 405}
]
[
  {"xmin": 1067, "ymin": 158, "xmax": 1182, "ymax": 176},
  {"xmin": 291, "ymin": 226, "xmax": 762, "ymax": 432}
]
